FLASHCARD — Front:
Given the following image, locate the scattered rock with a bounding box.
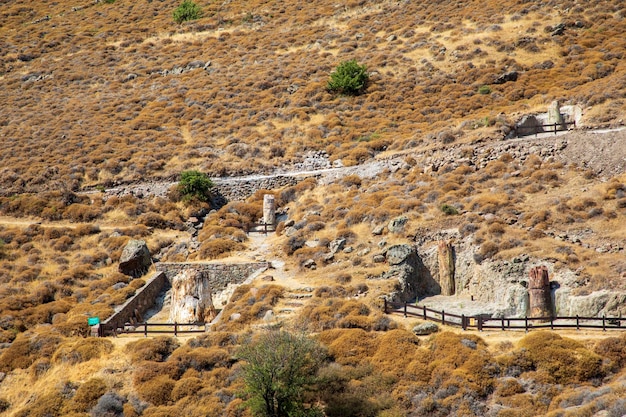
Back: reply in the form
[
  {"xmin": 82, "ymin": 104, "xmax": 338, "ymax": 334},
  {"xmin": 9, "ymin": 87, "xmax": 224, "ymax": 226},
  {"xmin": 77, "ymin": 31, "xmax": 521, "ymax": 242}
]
[
  {"xmin": 373, "ymin": 254, "xmax": 386, "ymax": 263},
  {"xmin": 388, "ymin": 216, "xmax": 408, "ymax": 233},
  {"xmin": 112, "ymin": 282, "xmax": 128, "ymax": 291},
  {"xmin": 118, "ymin": 239, "xmax": 151, "ymax": 277},
  {"xmin": 303, "ymin": 259, "xmax": 317, "ymax": 269},
  {"xmin": 343, "ymin": 246, "xmax": 354, "ymax": 254},
  {"xmin": 372, "ymin": 225, "xmax": 385, "ymax": 235},
  {"xmin": 494, "ymin": 71, "xmax": 518, "ymax": 84},
  {"xmin": 386, "ymin": 34, "xmax": 397, "ymax": 42},
  {"xmin": 412, "ymin": 322, "xmax": 439, "ymax": 335},
  {"xmin": 461, "ymin": 338, "xmax": 477, "ymax": 349},
  {"xmin": 329, "ymin": 238, "xmax": 346, "ymax": 254},
  {"xmin": 261, "ymin": 275, "xmax": 274, "ymax": 282},
  {"xmin": 263, "ymin": 310, "xmax": 275, "ymax": 322}
]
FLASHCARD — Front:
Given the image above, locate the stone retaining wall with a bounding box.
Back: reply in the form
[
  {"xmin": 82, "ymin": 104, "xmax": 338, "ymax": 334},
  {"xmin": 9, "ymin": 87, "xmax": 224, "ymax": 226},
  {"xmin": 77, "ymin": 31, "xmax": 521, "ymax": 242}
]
[
  {"xmin": 100, "ymin": 271, "xmax": 168, "ymax": 335},
  {"xmin": 213, "ymin": 174, "xmax": 317, "ymax": 202},
  {"xmin": 156, "ymin": 262, "xmax": 269, "ymax": 290}
]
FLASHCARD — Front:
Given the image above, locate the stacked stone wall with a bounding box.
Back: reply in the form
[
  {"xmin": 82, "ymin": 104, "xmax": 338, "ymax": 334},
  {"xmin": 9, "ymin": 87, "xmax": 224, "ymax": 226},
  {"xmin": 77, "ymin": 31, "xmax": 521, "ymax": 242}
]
[
  {"xmin": 156, "ymin": 262, "xmax": 269, "ymax": 290},
  {"xmin": 101, "ymin": 271, "xmax": 168, "ymax": 335}
]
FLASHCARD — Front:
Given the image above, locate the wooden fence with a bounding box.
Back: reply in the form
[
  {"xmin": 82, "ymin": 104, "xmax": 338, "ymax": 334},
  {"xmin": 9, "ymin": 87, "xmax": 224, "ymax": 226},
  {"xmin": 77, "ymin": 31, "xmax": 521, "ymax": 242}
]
[
  {"xmin": 103, "ymin": 322, "xmax": 207, "ymax": 337},
  {"xmin": 516, "ymin": 121, "xmax": 576, "ymax": 137},
  {"xmin": 245, "ymin": 222, "xmax": 276, "ymax": 235},
  {"xmin": 384, "ymin": 300, "xmax": 623, "ymax": 332}
]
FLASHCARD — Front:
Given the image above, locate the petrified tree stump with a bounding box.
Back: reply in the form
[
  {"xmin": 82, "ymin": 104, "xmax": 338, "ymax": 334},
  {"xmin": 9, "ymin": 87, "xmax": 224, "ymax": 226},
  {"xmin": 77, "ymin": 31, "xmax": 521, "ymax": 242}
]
[
  {"xmin": 529, "ymin": 266, "xmax": 552, "ymax": 319},
  {"xmin": 437, "ymin": 241, "xmax": 455, "ymax": 296},
  {"xmin": 263, "ymin": 194, "xmax": 276, "ymax": 225},
  {"xmin": 169, "ymin": 269, "xmax": 216, "ymax": 324}
]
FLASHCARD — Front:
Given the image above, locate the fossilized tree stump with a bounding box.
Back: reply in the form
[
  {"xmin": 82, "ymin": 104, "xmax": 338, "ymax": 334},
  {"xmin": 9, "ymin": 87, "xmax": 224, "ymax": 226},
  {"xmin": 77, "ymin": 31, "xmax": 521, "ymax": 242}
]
[
  {"xmin": 437, "ymin": 241, "xmax": 455, "ymax": 296},
  {"xmin": 529, "ymin": 266, "xmax": 552, "ymax": 319},
  {"xmin": 263, "ymin": 194, "xmax": 275, "ymax": 225},
  {"xmin": 169, "ymin": 269, "xmax": 216, "ymax": 324}
]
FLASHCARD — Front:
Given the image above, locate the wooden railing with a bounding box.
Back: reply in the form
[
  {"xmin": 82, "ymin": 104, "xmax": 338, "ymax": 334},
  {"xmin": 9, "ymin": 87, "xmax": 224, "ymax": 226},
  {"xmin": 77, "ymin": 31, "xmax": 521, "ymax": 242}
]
[
  {"xmin": 516, "ymin": 121, "xmax": 576, "ymax": 137},
  {"xmin": 245, "ymin": 222, "xmax": 276, "ymax": 235},
  {"xmin": 103, "ymin": 322, "xmax": 207, "ymax": 337},
  {"xmin": 384, "ymin": 300, "xmax": 623, "ymax": 332}
]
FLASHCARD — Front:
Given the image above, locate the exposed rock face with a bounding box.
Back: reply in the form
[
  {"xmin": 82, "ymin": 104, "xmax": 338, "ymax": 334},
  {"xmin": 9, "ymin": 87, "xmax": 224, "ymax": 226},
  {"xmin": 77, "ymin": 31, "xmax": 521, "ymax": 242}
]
[
  {"xmin": 263, "ymin": 194, "xmax": 275, "ymax": 225},
  {"xmin": 385, "ymin": 244, "xmax": 439, "ymax": 302},
  {"xmin": 388, "ymin": 216, "xmax": 408, "ymax": 234},
  {"xmin": 169, "ymin": 269, "xmax": 216, "ymax": 324},
  {"xmin": 529, "ymin": 266, "xmax": 552, "ymax": 318},
  {"xmin": 437, "ymin": 241, "xmax": 455, "ymax": 296},
  {"xmin": 412, "ymin": 322, "xmax": 439, "ymax": 335},
  {"xmin": 118, "ymin": 239, "xmax": 151, "ymax": 277}
]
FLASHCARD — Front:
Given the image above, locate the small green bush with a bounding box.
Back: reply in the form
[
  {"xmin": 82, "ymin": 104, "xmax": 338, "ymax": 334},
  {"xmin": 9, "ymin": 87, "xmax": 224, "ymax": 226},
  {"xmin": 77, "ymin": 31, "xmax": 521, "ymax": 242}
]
[
  {"xmin": 478, "ymin": 85, "xmax": 492, "ymax": 95},
  {"xmin": 178, "ymin": 170, "xmax": 213, "ymax": 202},
  {"xmin": 440, "ymin": 204, "xmax": 458, "ymax": 215},
  {"xmin": 173, "ymin": 0, "xmax": 202, "ymax": 24},
  {"xmin": 327, "ymin": 59, "xmax": 369, "ymax": 95}
]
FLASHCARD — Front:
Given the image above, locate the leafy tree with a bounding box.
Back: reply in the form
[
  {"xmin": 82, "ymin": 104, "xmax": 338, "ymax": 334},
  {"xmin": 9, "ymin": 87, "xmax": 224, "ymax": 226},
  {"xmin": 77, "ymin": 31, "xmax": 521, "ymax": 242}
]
[
  {"xmin": 173, "ymin": 0, "xmax": 202, "ymax": 24},
  {"xmin": 327, "ymin": 59, "xmax": 369, "ymax": 95},
  {"xmin": 178, "ymin": 170, "xmax": 213, "ymax": 202},
  {"xmin": 236, "ymin": 330, "xmax": 327, "ymax": 417}
]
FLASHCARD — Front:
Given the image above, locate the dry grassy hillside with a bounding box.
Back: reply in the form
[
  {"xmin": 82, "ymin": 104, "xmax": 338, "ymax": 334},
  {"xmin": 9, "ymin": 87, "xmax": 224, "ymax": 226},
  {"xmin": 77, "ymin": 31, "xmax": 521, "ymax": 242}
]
[
  {"xmin": 1, "ymin": 0, "xmax": 626, "ymax": 416},
  {"xmin": 1, "ymin": 0, "xmax": 626, "ymax": 194}
]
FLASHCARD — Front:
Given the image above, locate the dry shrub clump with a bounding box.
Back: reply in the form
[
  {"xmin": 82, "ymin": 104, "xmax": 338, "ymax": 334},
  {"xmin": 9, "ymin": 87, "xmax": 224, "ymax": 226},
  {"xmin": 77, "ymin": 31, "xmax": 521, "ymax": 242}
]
[
  {"xmin": 213, "ymin": 284, "xmax": 284, "ymax": 331},
  {"xmin": 52, "ymin": 338, "xmax": 114, "ymax": 364},
  {"xmin": 0, "ymin": 330, "xmax": 62, "ymax": 372},
  {"xmin": 63, "ymin": 377, "xmax": 108, "ymax": 413},
  {"xmin": 126, "ymin": 336, "xmax": 181, "ymax": 362},
  {"xmin": 514, "ymin": 331, "xmax": 604, "ymax": 384},
  {"xmin": 298, "ymin": 298, "xmax": 376, "ymax": 332}
]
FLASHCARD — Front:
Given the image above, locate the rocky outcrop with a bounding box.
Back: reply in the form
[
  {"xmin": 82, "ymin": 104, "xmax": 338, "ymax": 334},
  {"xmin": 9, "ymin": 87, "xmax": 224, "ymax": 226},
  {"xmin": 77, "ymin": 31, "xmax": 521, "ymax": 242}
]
[
  {"xmin": 528, "ymin": 266, "xmax": 552, "ymax": 319},
  {"xmin": 119, "ymin": 239, "xmax": 152, "ymax": 277},
  {"xmin": 388, "ymin": 216, "xmax": 408, "ymax": 234},
  {"xmin": 437, "ymin": 241, "xmax": 455, "ymax": 296},
  {"xmin": 547, "ymin": 100, "xmax": 565, "ymax": 127},
  {"xmin": 169, "ymin": 269, "xmax": 216, "ymax": 324},
  {"xmin": 384, "ymin": 244, "xmax": 439, "ymax": 302}
]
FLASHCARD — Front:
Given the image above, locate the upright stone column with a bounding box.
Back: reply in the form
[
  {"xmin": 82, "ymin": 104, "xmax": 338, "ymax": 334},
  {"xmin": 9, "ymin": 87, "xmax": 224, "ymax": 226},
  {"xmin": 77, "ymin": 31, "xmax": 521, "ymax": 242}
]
[
  {"xmin": 547, "ymin": 100, "xmax": 565, "ymax": 128},
  {"xmin": 263, "ymin": 194, "xmax": 276, "ymax": 225},
  {"xmin": 437, "ymin": 241, "xmax": 455, "ymax": 296},
  {"xmin": 528, "ymin": 266, "xmax": 552, "ymax": 319}
]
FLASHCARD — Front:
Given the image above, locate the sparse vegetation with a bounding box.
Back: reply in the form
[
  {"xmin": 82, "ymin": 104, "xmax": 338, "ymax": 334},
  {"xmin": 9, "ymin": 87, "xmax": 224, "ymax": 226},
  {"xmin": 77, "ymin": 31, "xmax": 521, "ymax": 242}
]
[
  {"xmin": 178, "ymin": 170, "xmax": 213, "ymax": 202},
  {"xmin": 173, "ymin": 0, "xmax": 202, "ymax": 24}
]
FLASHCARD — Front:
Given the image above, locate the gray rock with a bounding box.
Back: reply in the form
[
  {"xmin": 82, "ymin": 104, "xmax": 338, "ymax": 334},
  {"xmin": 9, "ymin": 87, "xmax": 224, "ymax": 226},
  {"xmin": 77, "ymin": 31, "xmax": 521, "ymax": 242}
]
[
  {"xmin": 329, "ymin": 238, "xmax": 347, "ymax": 254},
  {"xmin": 358, "ymin": 248, "xmax": 371, "ymax": 256},
  {"xmin": 388, "ymin": 216, "xmax": 408, "ymax": 233},
  {"xmin": 461, "ymin": 338, "xmax": 477, "ymax": 349},
  {"xmin": 303, "ymin": 259, "xmax": 317, "ymax": 269},
  {"xmin": 263, "ymin": 310, "xmax": 275, "ymax": 322},
  {"xmin": 343, "ymin": 246, "xmax": 354, "ymax": 254},
  {"xmin": 373, "ymin": 254, "xmax": 386, "ymax": 263},
  {"xmin": 387, "ymin": 34, "xmax": 397, "ymax": 42},
  {"xmin": 112, "ymin": 282, "xmax": 128, "ymax": 290},
  {"xmin": 412, "ymin": 322, "xmax": 439, "ymax": 335},
  {"xmin": 372, "ymin": 225, "xmax": 385, "ymax": 235},
  {"xmin": 118, "ymin": 239, "xmax": 151, "ymax": 277},
  {"xmin": 494, "ymin": 71, "xmax": 518, "ymax": 84},
  {"xmin": 386, "ymin": 244, "xmax": 414, "ymax": 266}
]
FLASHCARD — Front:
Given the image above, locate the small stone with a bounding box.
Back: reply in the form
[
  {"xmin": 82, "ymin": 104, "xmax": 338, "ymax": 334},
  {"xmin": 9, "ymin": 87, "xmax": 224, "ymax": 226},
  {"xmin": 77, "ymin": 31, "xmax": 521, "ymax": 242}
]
[
  {"xmin": 386, "ymin": 34, "xmax": 397, "ymax": 42},
  {"xmin": 303, "ymin": 259, "xmax": 317, "ymax": 269},
  {"xmin": 263, "ymin": 310, "xmax": 275, "ymax": 322},
  {"xmin": 373, "ymin": 254, "xmax": 386, "ymax": 263},
  {"xmin": 461, "ymin": 339, "xmax": 477, "ymax": 349},
  {"xmin": 230, "ymin": 313, "xmax": 242, "ymax": 321},
  {"xmin": 261, "ymin": 275, "xmax": 274, "ymax": 282},
  {"xmin": 412, "ymin": 322, "xmax": 439, "ymax": 335},
  {"xmin": 372, "ymin": 225, "xmax": 385, "ymax": 235},
  {"xmin": 343, "ymin": 246, "xmax": 354, "ymax": 254}
]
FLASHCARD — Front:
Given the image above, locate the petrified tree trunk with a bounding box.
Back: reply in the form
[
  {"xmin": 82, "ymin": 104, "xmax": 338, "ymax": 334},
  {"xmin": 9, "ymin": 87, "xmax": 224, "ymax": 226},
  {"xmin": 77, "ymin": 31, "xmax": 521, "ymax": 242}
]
[
  {"xmin": 529, "ymin": 266, "xmax": 552, "ymax": 319},
  {"xmin": 263, "ymin": 194, "xmax": 275, "ymax": 225},
  {"xmin": 437, "ymin": 241, "xmax": 455, "ymax": 296},
  {"xmin": 169, "ymin": 269, "xmax": 216, "ymax": 324}
]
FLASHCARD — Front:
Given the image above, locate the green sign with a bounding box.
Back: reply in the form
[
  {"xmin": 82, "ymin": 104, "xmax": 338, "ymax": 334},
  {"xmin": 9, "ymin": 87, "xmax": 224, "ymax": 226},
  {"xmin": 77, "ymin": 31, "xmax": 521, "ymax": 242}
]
[{"xmin": 88, "ymin": 317, "xmax": 100, "ymax": 326}]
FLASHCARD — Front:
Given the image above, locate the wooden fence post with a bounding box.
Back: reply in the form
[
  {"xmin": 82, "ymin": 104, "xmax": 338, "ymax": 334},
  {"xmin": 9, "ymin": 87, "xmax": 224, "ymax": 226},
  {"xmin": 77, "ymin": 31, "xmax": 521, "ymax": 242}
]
[
  {"xmin": 174, "ymin": 323, "xmax": 178, "ymax": 337},
  {"xmin": 423, "ymin": 305, "xmax": 427, "ymax": 320},
  {"xmin": 477, "ymin": 317, "xmax": 483, "ymax": 332},
  {"xmin": 144, "ymin": 323, "xmax": 148, "ymax": 338},
  {"xmin": 603, "ymin": 315, "xmax": 606, "ymax": 331},
  {"xmin": 462, "ymin": 314, "xmax": 466, "ymax": 330},
  {"xmin": 525, "ymin": 316, "xmax": 528, "ymax": 333},
  {"xmin": 383, "ymin": 298, "xmax": 388, "ymax": 314},
  {"xmin": 441, "ymin": 310, "xmax": 445, "ymax": 325},
  {"xmin": 576, "ymin": 315, "xmax": 579, "ymax": 331},
  {"xmin": 550, "ymin": 316, "xmax": 554, "ymax": 330},
  {"xmin": 501, "ymin": 317, "xmax": 505, "ymax": 331}
]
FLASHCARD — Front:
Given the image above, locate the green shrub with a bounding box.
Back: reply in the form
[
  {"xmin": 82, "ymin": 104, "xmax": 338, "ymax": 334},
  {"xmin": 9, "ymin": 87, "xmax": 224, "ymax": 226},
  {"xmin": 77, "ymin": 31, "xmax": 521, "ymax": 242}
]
[
  {"xmin": 440, "ymin": 204, "xmax": 458, "ymax": 215},
  {"xmin": 478, "ymin": 85, "xmax": 491, "ymax": 94},
  {"xmin": 173, "ymin": 0, "xmax": 202, "ymax": 24},
  {"xmin": 178, "ymin": 170, "xmax": 213, "ymax": 202},
  {"xmin": 327, "ymin": 60, "xmax": 369, "ymax": 95}
]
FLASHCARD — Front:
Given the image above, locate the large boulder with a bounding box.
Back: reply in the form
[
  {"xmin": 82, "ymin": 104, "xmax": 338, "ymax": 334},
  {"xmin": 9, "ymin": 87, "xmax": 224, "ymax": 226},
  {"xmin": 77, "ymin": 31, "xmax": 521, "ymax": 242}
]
[
  {"xmin": 118, "ymin": 239, "xmax": 151, "ymax": 277},
  {"xmin": 385, "ymin": 244, "xmax": 439, "ymax": 302},
  {"xmin": 169, "ymin": 269, "xmax": 216, "ymax": 324}
]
